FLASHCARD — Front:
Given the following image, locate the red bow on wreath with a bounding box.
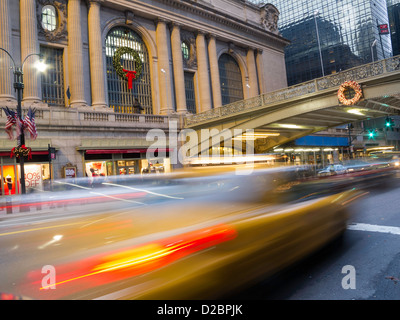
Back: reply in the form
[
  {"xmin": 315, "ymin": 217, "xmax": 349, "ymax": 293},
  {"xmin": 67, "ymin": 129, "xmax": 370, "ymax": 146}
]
[{"xmin": 122, "ymin": 69, "xmax": 137, "ymax": 89}]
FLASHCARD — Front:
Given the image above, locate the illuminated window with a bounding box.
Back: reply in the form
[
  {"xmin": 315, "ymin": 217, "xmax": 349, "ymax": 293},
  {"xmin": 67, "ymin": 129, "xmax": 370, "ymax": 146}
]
[
  {"xmin": 40, "ymin": 46, "xmax": 65, "ymax": 107},
  {"xmin": 181, "ymin": 42, "xmax": 190, "ymax": 60},
  {"xmin": 41, "ymin": 5, "xmax": 57, "ymax": 32},
  {"xmin": 105, "ymin": 27, "xmax": 152, "ymax": 114}
]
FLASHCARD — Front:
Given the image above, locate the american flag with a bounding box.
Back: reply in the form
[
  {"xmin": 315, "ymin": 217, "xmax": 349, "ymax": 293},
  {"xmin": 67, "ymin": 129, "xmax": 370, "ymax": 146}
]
[
  {"xmin": 24, "ymin": 107, "xmax": 38, "ymax": 140},
  {"xmin": 3, "ymin": 107, "xmax": 16, "ymax": 140}
]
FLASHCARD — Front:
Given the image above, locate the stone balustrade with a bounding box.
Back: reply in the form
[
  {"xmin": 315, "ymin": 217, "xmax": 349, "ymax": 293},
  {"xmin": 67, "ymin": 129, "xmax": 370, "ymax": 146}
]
[{"xmin": 0, "ymin": 106, "xmax": 170, "ymax": 131}]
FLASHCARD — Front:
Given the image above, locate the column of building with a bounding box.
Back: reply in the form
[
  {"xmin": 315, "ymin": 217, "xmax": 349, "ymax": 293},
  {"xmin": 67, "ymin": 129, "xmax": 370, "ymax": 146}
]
[
  {"xmin": 207, "ymin": 34, "xmax": 222, "ymax": 109},
  {"xmin": 68, "ymin": 0, "xmax": 87, "ymax": 107},
  {"xmin": 246, "ymin": 48, "xmax": 259, "ymax": 98},
  {"xmin": 256, "ymin": 49, "xmax": 266, "ymax": 94},
  {"xmin": 170, "ymin": 22, "xmax": 187, "ymax": 114},
  {"xmin": 156, "ymin": 19, "xmax": 173, "ymax": 115},
  {"xmin": 20, "ymin": 0, "xmax": 41, "ymax": 104},
  {"xmin": 88, "ymin": 0, "xmax": 106, "ymax": 109},
  {"xmin": 0, "ymin": 0, "xmax": 14, "ymax": 101},
  {"xmin": 196, "ymin": 31, "xmax": 212, "ymax": 112}
]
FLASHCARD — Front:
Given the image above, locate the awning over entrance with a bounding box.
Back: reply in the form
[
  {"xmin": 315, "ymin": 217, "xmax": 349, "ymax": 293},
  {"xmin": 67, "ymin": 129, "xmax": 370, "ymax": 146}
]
[
  {"xmin": 77, "ymin": 138, "xmax": 171, "ymax": 155},
  {"xmin": 84, "ymin": 148, "xmax": 172, "ymax": 154},
  {"xmin": 295, "ymin": 136, "xmax": 349, "ymax": 147}
]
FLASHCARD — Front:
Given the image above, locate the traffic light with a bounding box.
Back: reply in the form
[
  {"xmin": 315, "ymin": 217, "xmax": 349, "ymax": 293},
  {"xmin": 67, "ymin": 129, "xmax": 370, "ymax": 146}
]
[
  {"xmin": 368, "ymin": 129, "xmax": 377, "ymax": 139},
  {"xmin": 385, "ymin": 117, "xmax": 395, "ymax": 131}
]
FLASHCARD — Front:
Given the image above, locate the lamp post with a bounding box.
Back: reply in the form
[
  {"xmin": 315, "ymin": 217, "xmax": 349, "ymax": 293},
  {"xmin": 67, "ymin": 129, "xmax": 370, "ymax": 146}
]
[
  {"xmin": 0, "ymin": 47, "xmax": 45, "ymax": 194},
  {"xmin": 371, "ymin": 39, "xmax": 377, "ymax": 63},
  {"xmin": 313, "ymin": 10, "xmax": 325, "ymax": 77}
]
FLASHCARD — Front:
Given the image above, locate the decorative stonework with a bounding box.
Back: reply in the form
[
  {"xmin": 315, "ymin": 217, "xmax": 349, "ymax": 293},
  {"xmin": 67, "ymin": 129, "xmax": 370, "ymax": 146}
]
[
  {"xmin": 36, "ymin": 0, "xmax": 68, "ymax": 42},
  {"xmin": 181, "ymin": 30, "xmax": 197, "ymax": 69},
  {"xmin": 260, "ymin": 3, "xmax": 280, "ymax": 35}
]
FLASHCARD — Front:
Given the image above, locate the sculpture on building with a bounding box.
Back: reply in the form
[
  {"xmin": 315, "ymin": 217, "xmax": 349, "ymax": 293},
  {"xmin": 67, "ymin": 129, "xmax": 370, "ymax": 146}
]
[{"xmin": 260, "ymin": 3, "xmax": 281, "ymax": 35}]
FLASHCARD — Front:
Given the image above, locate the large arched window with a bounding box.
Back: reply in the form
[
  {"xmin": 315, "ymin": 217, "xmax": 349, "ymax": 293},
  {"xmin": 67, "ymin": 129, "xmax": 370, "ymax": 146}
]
[
  {"xmin": 218, "ymin": 53, "xmax": 243, "ymax": 105},
  {"xmin": 105, "ymin": 26, "xmax": 152, "ymax": 114}
]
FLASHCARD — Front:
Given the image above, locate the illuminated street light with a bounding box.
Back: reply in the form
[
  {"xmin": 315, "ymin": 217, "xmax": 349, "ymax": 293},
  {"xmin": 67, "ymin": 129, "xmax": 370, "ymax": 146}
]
[{"xmin": 0, "ymin": 47, "xmax": 46, "ymax": 194}]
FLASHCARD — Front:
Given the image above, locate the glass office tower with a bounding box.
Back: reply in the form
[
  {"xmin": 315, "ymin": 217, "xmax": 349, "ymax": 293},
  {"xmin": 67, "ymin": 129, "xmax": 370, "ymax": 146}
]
[
  {"xmin": 270, "ymin": 0, "xmax": 393, "ymax": 85},
  {"xmin": 388, "ymin": 0, "xmax": 400, "ymax": 55}
]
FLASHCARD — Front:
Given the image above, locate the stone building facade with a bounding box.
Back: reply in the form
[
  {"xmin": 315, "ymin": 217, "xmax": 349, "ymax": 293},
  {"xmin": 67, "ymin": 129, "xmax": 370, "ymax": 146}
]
[{"xmin": 0, "ymin": 0, "xmax": 288, "ymax": 195}]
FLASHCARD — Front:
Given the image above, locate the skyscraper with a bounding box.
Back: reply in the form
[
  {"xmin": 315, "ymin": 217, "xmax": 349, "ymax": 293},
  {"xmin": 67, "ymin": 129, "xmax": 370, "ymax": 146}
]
[
  {"xmin": 271, "ymin": 0, "xmax": 393, "ymax": 85},
  {"xmin": 388, "ymin": 0, "xmax": 400, "ymax": 55}
]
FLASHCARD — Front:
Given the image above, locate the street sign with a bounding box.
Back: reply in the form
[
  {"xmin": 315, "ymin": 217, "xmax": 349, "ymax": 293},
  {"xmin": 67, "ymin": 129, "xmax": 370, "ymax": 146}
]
[
  {"xmin": 48, "ymin": 146, "xmax": 56, "ymax": 160},
  {"xmin": 378, "ymin": 24, "xmax": 389, "ymax": 34}
]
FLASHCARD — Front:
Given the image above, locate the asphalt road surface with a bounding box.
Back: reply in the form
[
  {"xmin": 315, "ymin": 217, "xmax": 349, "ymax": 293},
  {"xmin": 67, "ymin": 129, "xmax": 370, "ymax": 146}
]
[{"xmin": 230, "ymin": 184, "xmax": 400, "ymax": 300}]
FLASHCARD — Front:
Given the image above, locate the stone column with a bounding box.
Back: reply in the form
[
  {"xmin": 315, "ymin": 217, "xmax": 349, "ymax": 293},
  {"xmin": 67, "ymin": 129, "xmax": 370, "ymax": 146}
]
[
  {"xmin": 68, "ymin": 0, "xmax": 87, "ymax": 107},
  {"xmin": 196, "ymin": 31, "xmax": 212, "ymax": 112},
  {"xmin": 156, "ymin": 19, "xmax": 172, "ymax": 115},
  {"xmin": 0, "ymin": 0, "xmax": 14, "ymax": 101},
  {"xmin": 207, "ymin": 34, "xmax": 222, "ymax": 108},
  {"xmin": 88, "ymin": 0, "xmax": 106, "ymax": 108},
  {"xmin": 246, "ymin": 48, "xmax": 259, "ymax": 98},
  {"xmin": 170, "ymin": 22, "xmax": 187, "ymax": 114},
  {"xmin": 20, "ymin": 0, "xmax": 41, "ymax": 104},
  {"xmin": 256, "ymin": 49, "xmax": 266, "ymax": 94}
]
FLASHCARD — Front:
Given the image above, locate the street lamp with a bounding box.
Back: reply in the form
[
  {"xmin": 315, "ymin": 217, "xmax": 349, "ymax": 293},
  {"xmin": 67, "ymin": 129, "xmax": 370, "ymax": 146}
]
[
  {"xmin": 314, "ymin": 10, "xmax": 325, "ymax": 77},
  {"xmin": 371, "ymin": 39, "xmax": 377, "ymax": 63},
  {"xmin": 0, "ymin": 47, "xmax": 45, "ymax": 194}
]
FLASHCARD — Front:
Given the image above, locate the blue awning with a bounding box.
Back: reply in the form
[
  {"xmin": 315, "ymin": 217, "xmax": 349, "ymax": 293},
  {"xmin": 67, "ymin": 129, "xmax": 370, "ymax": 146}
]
[{"xmin": 295, "ymin": 136, "xmax": 349, "ymax": 147}]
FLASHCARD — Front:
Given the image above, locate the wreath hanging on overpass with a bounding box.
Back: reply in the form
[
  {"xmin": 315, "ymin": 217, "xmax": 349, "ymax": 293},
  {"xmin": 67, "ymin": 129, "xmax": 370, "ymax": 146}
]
[
  {"xmin": 112, "ymin": 46, "xmax": 142, "ymax": 89},
  {"xmin": 337, "ymin": 80, "xmax": 363, "ymax": 105}
]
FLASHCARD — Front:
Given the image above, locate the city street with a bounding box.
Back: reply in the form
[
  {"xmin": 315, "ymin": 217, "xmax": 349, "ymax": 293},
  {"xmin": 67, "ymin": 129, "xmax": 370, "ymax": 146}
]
[
  {"xmin": 0, "ymin": 168, "xmax": 399, "ymax": 301},
  {"xmin": 231, "ymin": 183, "xmax": 400, "ymax": 300}
]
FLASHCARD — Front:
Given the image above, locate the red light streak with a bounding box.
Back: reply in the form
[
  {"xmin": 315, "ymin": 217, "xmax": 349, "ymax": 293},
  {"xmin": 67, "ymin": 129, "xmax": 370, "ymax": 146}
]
[{"xmin": 38, "ymin": 224, "xmax": 237, "ymax": 292}]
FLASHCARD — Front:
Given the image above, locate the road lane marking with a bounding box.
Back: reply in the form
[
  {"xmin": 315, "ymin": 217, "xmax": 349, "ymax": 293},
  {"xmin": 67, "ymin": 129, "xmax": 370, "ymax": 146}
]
[
  {"xmin": 0, "ymin": 221, "xmax": 86, "ymax": 237},
  {"xmin": 347, "ymin": 223, "xmax": 400, "ymax": 235},
  {"xmin": 101, "ymin": 182, "xmax": 184, "ymax": 200}
]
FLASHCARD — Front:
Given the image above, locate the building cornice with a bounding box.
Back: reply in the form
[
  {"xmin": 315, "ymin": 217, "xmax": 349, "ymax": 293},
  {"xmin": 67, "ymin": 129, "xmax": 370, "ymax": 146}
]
[{"xmin": 103, "ymin": 0, "xmax": 290, "ymax": 51}]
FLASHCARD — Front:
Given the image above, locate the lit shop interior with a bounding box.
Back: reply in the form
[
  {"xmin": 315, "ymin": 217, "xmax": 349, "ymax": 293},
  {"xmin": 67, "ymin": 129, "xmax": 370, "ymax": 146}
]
[
  {"xmin": 0, "ymin": 152, "xmax": 51, "ymax": 196},
  {"xmin": 83, "ymin": 149, "xmax": 171, "ymax": 178},
  {"xmin": 272, "ymin": 136, "xmax": 351, "ymax": 166}
]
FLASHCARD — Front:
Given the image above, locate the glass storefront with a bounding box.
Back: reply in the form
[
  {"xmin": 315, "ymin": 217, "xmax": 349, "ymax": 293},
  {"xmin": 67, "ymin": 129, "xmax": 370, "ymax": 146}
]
[
  {"xmin": 84, "ymin": 158, "xmax": 170, "ymax": 177},
  {"xmin": 1, "ymin": 165, "xmax": 17, "ymax": 195},
  {"xmin": 83, "ymin": 149, "xmax": 171, "ymax": 178},
  {"xmin": 0, "ymin": 156, "xmax": 51, "ymax": 196},
  {"xmin": 24, "ymin": 164, "xmax": 50, "ymax": 192}
]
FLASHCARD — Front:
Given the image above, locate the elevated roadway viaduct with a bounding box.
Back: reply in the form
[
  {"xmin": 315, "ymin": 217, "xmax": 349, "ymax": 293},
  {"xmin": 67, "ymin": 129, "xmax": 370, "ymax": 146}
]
[{"xmin": 184, "ymin": 55, "xmax": 400, "ymax": 154}]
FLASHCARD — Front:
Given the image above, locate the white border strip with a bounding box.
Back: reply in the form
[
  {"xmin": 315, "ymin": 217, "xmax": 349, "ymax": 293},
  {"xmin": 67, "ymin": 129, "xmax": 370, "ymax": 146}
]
[{"xmin": 347, "ymin": 223, "xmax": 400, "ymax": 235}]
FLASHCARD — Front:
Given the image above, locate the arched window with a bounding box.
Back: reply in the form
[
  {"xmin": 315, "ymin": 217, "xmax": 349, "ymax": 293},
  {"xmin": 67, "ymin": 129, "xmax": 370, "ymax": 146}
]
[
  {"xmin": 218, "ymin": 53, "xmax": 243, "ymax": 105},
  {"xmin": 105, "ymin": 26, "xmax": 152, "ymax": 114}
]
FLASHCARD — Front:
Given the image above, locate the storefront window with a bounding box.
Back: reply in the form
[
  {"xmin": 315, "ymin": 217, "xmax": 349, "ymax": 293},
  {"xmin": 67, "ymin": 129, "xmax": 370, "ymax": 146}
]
[
  {"xmin": 19, "ymin": 164, "xmax": 50, "ymax": 193},
  {"xmin": 2, "ymin": 165, "xmax": 16, "ymax": 195},
  {"xmin": 117, "ymin": 160, "xmax": 138, "ymax": 175},
  {"xmin": 85, "ymin": 161, "xmax": 107, "ymax": 178},
  {"xmin": 83, "ymin": 152, "xmax": 171, "ymax": 178}
]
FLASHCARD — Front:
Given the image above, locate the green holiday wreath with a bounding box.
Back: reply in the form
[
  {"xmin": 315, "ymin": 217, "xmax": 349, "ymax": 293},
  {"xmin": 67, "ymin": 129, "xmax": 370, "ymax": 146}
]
[{"xmin": 112, "ymin": 46, "xmax": 142, "ymax": 79}]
